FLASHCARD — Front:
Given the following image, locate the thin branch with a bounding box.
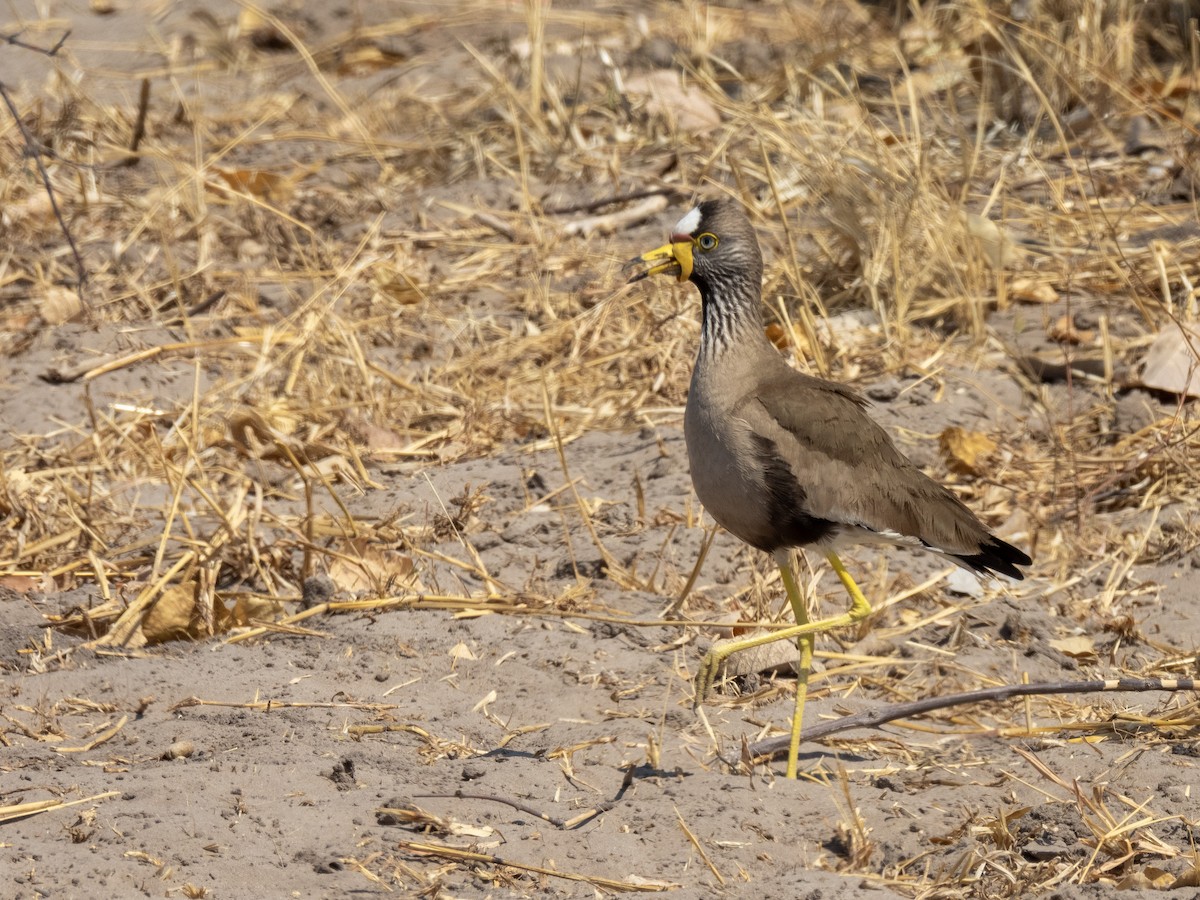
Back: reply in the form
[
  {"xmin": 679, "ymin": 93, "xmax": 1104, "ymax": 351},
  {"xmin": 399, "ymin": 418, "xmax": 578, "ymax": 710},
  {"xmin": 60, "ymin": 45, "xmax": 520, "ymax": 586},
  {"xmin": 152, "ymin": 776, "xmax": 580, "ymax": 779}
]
[
  {"xmin": 413, "ymin": 791, "xmax": 612, "ymax": 830},
  {"xmin": 2, "ymin": 29, "xmax": 70, "ymax": 55},
  {"xmin": 0, "ymin": 29, "xmax": 87, "ymax": 292},
  {"xmin": 117, "ymin": 77, "xmax": 151, "ymax": 167},
  {"xmin": 544, "ymin": 187, "xmax": 678, "ymax": 216},
  {"xmin": 747, "ymin": 676, "xmax": 1198, "ymax": 760}
]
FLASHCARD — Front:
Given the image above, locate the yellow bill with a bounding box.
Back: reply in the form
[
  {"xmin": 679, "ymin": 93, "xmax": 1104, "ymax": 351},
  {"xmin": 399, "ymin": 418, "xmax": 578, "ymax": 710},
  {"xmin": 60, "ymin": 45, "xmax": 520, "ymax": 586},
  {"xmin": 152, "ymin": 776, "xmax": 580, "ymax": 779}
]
[{"xmin": 624, "ymin": 239, "xmax": 695, "ymax": 284}]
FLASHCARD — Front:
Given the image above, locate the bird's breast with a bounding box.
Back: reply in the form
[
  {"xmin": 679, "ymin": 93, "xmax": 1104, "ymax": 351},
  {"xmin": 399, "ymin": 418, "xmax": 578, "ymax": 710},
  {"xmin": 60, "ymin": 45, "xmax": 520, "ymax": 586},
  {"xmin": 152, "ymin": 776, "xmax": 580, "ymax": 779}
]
[{"xmin": 684, "ymin": 381, "xmax": 777, "ymax": 550}]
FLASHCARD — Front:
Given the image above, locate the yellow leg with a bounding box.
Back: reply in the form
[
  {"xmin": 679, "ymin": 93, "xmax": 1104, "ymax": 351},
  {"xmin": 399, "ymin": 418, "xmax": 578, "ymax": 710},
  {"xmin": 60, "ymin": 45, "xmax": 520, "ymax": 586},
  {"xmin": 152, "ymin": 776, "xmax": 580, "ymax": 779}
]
[
  {"xmin": 777, "ymin": 560, "xmax": 813, "ymax": 780},
  {"xmin": 694, "ymin": 550, "xmax": 874, "ymax": 778}
]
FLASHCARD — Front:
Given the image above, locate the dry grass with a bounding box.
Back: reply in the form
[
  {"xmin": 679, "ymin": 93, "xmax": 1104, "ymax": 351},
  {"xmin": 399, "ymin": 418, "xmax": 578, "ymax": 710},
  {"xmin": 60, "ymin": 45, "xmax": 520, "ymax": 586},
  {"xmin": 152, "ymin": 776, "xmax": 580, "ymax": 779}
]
[{"xmin": 2, "ymin": 0, "xmax": 1200, "ymax": 895}]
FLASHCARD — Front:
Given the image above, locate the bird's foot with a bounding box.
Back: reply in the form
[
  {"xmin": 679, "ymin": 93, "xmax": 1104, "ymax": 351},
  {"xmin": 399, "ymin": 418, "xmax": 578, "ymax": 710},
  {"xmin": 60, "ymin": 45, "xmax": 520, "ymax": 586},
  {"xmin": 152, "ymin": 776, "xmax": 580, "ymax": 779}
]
[{"xmin": 691, "ymin": 647, "xmax": 727, "ymax": 710}]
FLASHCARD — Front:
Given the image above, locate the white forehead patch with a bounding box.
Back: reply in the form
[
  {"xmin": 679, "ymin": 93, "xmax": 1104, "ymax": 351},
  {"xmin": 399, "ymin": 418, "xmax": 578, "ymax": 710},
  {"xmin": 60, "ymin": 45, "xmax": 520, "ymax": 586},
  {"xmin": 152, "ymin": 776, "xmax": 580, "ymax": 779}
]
[{"xmin": 672, "ymin": 206, "xmax": 702, "ymax": 236}]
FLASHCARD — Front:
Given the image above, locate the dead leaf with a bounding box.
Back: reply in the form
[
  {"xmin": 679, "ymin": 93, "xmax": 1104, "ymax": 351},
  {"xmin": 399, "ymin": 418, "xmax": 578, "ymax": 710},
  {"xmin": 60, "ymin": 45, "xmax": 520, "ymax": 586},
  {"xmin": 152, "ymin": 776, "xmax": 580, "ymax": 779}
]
[
  {"xmin": 1171, "ymin": 867, "xmax": 1200, "ymax": 889},
  {"xmin": 449, "ymin": 641, "xmax": 478, "ymax": 662},
  {"xmin": 142, "ymin": 582, "xmax": 205, "ymax": 644},
  {"xmin": 1048, "ymin": 634, "xmax": 1096, "ymax": 659},
  {"xmin": 327, "ymin": 538, "xmax": 415, "ymax": 594},
  {"xmin": 625, "ymin": 71, "xmax": 720, "ymax": 132},
  {"xmin": 42, "ymin": 286, "xmax": 83, "ymax": 325},
  {"xmin": 938, "ymin": 426, "xmax": 997, "ymax": 475},
  {"xmin": 1010, "ymin": 277, "xmax": 1058, "ymax": 304},
  {"xmin": 226, "ymin": 594, "xmax": 284, "ymax": 627},
  {"xmin": 1136, "ymin": 323, "xmax": 1200, "ymax": 399},
  {"xmin": 1047, "ymin": 314, "xmax": 1094, "ymax": 345},
  {"xmin": 1117, "ymin": 866, "xmax": 1177, "ymax": 889}
]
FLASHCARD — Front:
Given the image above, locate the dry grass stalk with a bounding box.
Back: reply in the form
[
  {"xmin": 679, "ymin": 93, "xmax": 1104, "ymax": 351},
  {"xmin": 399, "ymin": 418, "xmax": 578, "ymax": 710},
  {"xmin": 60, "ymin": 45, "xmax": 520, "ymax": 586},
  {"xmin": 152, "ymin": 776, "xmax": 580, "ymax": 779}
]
[
  {"xmin": 0, "ymin": 791, "xmax": 120, "ymax": 826},
  {"xmin": 395, "ymin": 839, "xmax": 678, "ymax": 892}
]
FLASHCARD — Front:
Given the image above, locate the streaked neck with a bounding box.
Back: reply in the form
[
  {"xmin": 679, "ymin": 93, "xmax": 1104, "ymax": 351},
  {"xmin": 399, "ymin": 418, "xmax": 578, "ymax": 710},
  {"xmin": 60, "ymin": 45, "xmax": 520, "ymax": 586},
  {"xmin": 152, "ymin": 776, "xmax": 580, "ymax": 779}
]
[{"xmin": 697, "ymin": 275, "xmax": 767, "ymax": 360}]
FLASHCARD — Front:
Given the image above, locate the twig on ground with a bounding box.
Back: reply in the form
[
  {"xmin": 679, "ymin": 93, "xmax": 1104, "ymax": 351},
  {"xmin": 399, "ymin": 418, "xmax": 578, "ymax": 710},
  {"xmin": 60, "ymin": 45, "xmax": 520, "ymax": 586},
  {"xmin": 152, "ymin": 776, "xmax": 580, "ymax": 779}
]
[
  {"xmin": 413, "ymin": 791, "xmax": 613, "ymax": 830},
  {"xmin": 748, "ymin": 676, "xmax": 1199, "ymax": 759},
  {"xmin": 395, "ymin": 840, "xmax": 676, "ymax": 891}
]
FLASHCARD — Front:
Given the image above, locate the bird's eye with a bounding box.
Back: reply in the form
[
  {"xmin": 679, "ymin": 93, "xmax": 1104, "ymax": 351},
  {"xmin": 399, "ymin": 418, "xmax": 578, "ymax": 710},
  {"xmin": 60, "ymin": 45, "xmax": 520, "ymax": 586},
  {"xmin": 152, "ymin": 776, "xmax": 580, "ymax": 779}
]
[{"xmin": 697, "ymin": 233, "xmax": 718, "ymax": 251}]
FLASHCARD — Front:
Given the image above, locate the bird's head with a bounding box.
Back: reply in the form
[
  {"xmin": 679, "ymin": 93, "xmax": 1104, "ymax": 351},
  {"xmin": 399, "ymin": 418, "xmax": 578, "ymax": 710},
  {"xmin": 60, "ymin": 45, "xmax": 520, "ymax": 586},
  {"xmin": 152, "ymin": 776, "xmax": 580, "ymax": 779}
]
[{"xmin": 624, "ymin": 198, "xmax": 761, "ymax": 288}]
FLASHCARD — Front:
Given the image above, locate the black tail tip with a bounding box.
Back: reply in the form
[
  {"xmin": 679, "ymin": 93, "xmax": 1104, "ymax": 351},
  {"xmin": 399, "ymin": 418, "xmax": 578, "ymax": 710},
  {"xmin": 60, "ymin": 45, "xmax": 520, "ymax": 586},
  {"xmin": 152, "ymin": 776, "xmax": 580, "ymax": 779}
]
[{"xmin": 957, "ymin": 536, "xmax": 1032, "ymax": 580}]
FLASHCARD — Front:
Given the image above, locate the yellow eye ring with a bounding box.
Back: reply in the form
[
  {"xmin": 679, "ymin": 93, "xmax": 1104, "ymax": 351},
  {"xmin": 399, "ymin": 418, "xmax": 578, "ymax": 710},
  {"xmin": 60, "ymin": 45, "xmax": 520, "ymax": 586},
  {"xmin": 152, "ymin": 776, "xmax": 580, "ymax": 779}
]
[{"xmin": 697, "ymin": 233, "xmax": 718, "ymax": 251}]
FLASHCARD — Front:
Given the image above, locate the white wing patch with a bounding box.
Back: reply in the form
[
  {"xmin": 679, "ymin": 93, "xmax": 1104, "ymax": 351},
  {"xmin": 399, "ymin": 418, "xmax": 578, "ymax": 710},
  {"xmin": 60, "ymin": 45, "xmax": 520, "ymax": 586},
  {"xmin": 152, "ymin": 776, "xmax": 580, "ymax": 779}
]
[
  {"xmin": 820, "ymin": 525, "xmax": 996, "ymax": 577},
  {"xmin": 822, "ymin": 525, "xmax": 938, "ymax": 553},
  {"xmin": 672, "ymin": 206, "xmax": 702, "ymax": 236}
]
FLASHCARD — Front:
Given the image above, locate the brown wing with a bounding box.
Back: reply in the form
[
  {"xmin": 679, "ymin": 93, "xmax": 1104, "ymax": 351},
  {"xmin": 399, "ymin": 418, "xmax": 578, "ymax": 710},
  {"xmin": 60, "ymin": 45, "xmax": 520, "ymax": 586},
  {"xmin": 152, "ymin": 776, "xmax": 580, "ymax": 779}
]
[{"xmin": 741, "ymin": 372, "xmax": 1030, "ymax": 577}]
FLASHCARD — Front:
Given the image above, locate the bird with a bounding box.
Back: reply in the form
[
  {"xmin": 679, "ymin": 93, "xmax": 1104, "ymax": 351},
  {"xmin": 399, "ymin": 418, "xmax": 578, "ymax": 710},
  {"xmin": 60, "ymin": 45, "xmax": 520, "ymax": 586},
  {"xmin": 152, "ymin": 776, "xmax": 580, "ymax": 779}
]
[{"xmin": 625, "ymin": 197, "xmax": 1031, "ymax": 779}]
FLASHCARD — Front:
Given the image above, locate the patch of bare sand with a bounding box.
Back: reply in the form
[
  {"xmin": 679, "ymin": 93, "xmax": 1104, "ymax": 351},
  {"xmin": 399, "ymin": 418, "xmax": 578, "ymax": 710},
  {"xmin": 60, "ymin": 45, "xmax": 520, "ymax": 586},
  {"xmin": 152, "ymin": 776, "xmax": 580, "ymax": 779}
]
[{"xmin": 6, "ymin": 419, "xmax": 1199, "ymax": 896}]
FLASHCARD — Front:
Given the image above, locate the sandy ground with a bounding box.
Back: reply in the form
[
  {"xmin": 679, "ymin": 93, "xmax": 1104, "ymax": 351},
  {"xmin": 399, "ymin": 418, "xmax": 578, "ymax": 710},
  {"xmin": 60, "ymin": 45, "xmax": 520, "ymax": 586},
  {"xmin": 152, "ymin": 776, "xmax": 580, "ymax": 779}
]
[{"xmin": 3, "ymin": 2, "xmax": 1200, "ymax": 898}]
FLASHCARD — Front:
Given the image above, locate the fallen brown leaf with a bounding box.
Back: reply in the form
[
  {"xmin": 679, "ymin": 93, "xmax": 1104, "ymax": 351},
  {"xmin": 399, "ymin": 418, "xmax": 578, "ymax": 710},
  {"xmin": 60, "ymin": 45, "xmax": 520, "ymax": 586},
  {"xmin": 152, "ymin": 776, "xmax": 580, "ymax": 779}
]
[
  {"xmin": 1137, "ymin": 323, "xmax": 1200, "ymax": 398},
  {"xmin": 939, "ymin": 426, "xmax": 997, "ymax": 475}
]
